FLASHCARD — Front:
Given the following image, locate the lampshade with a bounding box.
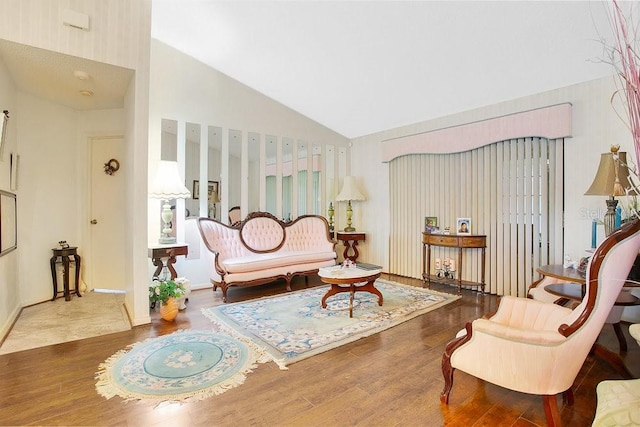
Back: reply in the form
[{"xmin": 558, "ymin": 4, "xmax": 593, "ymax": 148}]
[
  {"xmin": 336, "ymin": 176, "xmax": 365, "ymax": 201},
  {"xmin": 209, "ymin": 191, "xmax": 220, "ymax": 203},
  {"xmin": 149, "ymin": 160, "xmax": 190, "ymax": 244},
  {"xmin": 149, "ymin": 160, "xmax": 191, "ymax": 199},
  {"xmin": 585, "ymin": 150, "xmax": 636, "ymax": 197}
]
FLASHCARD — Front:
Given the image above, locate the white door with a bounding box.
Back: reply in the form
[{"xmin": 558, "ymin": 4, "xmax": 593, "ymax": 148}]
[{"xmin": 89, "ymin": 137, "xmax": 126, "ymax": 291}]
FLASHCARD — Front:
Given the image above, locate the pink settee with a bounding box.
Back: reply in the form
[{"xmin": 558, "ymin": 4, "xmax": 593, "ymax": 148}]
[{"xmin": 197, "ymin": 212, "xmax": 336, "ymax": 302}]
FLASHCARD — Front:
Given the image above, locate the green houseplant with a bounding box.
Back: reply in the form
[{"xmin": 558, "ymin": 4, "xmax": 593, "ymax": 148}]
[{"xmin": 149, "ymin": 279, "xmax": 186, "ymax": 321}]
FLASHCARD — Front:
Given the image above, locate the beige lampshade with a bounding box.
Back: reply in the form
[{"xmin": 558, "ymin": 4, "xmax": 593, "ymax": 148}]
[
  {"xmin": 209, "ymin": 191, "xmax": 220, "ymax": 203},
  {"xmin": 585, "ymin": 151, "xmax": 636, "ymax": 197},
  {"xmin": 336, "ymin": 176, "xmax": 365, "ymax": 201},
  {"xmin": 149, "ymin": 161, "xmax": 191, "ymax": 199}
]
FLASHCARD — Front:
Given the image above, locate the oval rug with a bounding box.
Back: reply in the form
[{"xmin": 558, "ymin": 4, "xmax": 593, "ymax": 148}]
[{"xmin": 95, "ymin": 330, "xmax": 272, "ymax": 402}]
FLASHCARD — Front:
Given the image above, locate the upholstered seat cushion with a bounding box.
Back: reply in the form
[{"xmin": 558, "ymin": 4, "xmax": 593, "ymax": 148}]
[
  {"xmin": 593, "ymin": 379, "xmax": 640, "ymax": 426},
  {"xmin": 222, "ymin": 250, "xmax": 336, "ymax": 273}
]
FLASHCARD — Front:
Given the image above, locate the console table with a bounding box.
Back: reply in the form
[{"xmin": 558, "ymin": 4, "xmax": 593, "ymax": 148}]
[
  {"xmin": 148, "ymin": 243, "xmax": 188, "ymax": 280},
  {"xmin": 422, "ymin": 233, "xmax": 486, "ymax": 294},
  {"xmin": 336, "ymin": 232, "xmax": 366, "ymax": 262}
]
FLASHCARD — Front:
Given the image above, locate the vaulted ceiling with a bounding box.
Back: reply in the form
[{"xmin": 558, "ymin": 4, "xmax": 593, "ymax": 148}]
[{"xmin": 151, "ymin": 1, "xmax": 618, "ymax": 139}]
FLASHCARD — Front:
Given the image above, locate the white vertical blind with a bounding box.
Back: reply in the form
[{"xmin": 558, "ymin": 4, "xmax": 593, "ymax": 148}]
[{"xmin": 389, "ymin": 137, "xmax": 564, "ymax": 297}]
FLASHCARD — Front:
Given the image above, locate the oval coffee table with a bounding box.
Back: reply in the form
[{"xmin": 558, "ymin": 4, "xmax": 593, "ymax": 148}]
[{"xmin": 318, "ymin": 265, "xmax": 383, "ymax": 318}]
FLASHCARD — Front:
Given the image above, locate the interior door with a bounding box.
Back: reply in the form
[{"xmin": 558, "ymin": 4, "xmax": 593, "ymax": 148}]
[{"xmin": 89, "ymin": 137, "xmax": 126, "ymax": 291}]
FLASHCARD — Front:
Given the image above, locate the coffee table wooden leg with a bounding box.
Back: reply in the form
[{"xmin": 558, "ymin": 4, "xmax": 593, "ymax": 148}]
[
  {"xmin": 356, "ymin": 280, "xmax": 384, "ymax": 306},
  {"xmin": 349, "ymin": 284, "xmax": 355, "ymax": 318},
  {"xmin": 321, "ymin": 284, "xmax": 341, "ymax": 309}
]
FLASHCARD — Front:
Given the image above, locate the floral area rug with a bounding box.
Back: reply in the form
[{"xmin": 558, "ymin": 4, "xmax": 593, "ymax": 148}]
[
  {"xmin": 95, "ymin": 330, "xmax": 271, "ymax": 403},
  {"xmin": 202, "ymin": 279, "xmax": 460, "ymax": 369}
]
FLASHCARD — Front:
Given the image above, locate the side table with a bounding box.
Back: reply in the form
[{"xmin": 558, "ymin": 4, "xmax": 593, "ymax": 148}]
[
  {"xmin": 50, "ymin": 247, "xmax": 82, "ymax": 301},
  {"xmin": 336, "ymin": 232, "xmax": 366, "ymax": 262},
  {"xmin": 148, "ymin": 243, "xmax": 188, "ymax": 280}
]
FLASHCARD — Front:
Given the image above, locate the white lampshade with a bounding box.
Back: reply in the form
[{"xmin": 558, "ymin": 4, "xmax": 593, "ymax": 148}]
[
  {"xmin": 336, "ymin": 176, "xmax": 365, "ymax": 201},
  {"xmin": 149, "ymin": 161, "xmax": 191, "ymax": 199},
  {"xmin": 149, "ymin": 160, "xmax": 190, "ymax": 244}
]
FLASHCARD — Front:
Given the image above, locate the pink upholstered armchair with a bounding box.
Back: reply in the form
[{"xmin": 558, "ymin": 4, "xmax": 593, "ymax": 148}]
[{"xmin": 440, "ymin": 219, "xmax": 640, "ymax": 427}]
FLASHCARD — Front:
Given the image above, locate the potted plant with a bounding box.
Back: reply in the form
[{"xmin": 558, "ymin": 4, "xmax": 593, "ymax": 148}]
[{"xmin": 149, "ymin": 279, "xmax": 186, "ymax": 321}]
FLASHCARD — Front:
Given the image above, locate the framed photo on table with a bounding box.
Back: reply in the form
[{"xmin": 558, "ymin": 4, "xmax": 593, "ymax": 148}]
[
  {"xmin": 425, "ymin": 216, "xmax": 438, "ymax": 233},
  {"xmin": 457, "ymin": 218, "xmax": 471, "ymax": 235}
]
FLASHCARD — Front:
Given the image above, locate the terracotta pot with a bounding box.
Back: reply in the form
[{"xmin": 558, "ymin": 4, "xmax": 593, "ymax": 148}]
[{"xmin": 159, "ymin": 297, "xmax": 179, "ymax": 321}]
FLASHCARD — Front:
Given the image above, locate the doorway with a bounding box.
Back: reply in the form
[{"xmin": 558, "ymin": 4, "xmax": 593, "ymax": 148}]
[{"xmin": 88, "ymin": 137, "xmax": 126, "ymax": 291}]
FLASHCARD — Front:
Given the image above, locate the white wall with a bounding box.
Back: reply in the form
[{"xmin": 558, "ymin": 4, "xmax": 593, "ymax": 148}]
[
  {"xmin": 0, "ymin": 0, "xmax": 152, "ymax": 328},
  {"xmin": 16, "ymin": 93, "xmax": 125, "ymax": 304},
  {"xmin": 0, "ymin": 56, "xmax": 19, "ymax": 340},
  {"xmin": 351, "ymin": 76, "xmax": 639, "ymax": 322},
  {"xmin": 149, "ymin": 40, "xmax": 350, "ymax": 287}
]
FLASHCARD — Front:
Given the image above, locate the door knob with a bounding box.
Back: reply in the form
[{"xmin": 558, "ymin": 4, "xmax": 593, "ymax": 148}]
[{"xmin": 90, "ymin": 219, "xmax": 98, "ymax": 225}]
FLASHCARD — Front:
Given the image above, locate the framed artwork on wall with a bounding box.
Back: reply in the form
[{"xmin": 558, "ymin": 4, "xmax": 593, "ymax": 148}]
[
  {"xmin": 193, "ymin": 180, "xmax": 220, "ymax": 200},
  {"xmin": 457, "ymin": 218, "xmax": 471, "ymax": 235}
]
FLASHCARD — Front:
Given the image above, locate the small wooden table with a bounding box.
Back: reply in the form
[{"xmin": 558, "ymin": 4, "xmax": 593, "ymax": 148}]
[
  {"xmin": 148, "ymin": 243, "xmax": 188, "ymax": 280},
  {"xmin": 545, "ymin": 281, "xmax": 640, "ymax": 352},
  {"xmin": 336, "ymin": 232, "xmax": 366, "ymax": 262},
  {"xmin": 422, "ymin": 233, "xmax": 487, "ymax": 294},
  {"xmin": 534, "ymin": 264, "xmax": 639, "ymax": 379},
  {"xmin": 318, "ymin": 265, "xmax": 382, "ymax": 318},
  {"xmin": 50, "ymin": 247, "xmax": 82, "ymax": 301}
]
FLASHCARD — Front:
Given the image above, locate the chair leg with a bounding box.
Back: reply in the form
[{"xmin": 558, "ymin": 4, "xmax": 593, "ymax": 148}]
[
  {"xmin": 562, "ymin": 387, "xmax": 574, "ymax": 406},
  {"xmin": 613, "ymin": 322, "xmax": 628, "ymax": 352},
  {"xmin": 542, "ymin": 394, "xmax": 562, "ymax": 427},
  {"xmin": 440, "ymin": 322, "xmax": 474, "ymax": 404},
  {"xmin": 440, "ymin": 353, "xmax": 455, "ymax": 404}
]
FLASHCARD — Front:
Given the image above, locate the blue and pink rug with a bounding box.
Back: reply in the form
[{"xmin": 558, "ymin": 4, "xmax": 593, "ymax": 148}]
[
  {"xmin": 202, "ymin": 279, "xmax": 460, "ymax": 369},
  {"xmin": 95, "ymin": 330, "xmax": 270, "ymax": 403}
]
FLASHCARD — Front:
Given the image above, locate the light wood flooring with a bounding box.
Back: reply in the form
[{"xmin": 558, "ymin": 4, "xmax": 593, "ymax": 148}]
[{"xmin": 0, "ymin": 274, "xmax": 637, "ymax": 426}]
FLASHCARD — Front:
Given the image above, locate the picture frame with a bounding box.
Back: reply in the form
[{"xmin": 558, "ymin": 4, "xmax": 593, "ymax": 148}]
[
  {"xmin": 193, "ymin": 180, "xmax": 219, "ymax": 200},
  {"xmin": 425, "ymin": 216, "xmax": 438, "ymax": 233},
  {"xmin": 457, "ymin": 217, "xmax": 471, "ymax": 235}
]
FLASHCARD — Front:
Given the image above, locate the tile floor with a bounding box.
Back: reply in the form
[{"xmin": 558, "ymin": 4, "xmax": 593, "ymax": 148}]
[{"xmin": 0, "ymin": 290, "xmax": 131, "ymax": 354}]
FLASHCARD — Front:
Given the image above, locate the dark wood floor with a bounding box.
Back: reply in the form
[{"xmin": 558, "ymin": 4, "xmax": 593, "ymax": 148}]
[{"xmin": 0, "ymin": 274, "xmax": 637, "ymax": 426}]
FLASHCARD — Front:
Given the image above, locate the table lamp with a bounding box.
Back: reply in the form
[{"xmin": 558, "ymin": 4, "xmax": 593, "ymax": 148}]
[
  {"xmin": 335, "ymin": 176, "xmax": 365, "ymax": 232},
  {"xmin": 209, "ymin": 190, "xmax": 220, "ymax": 219},
  {"xmin": 149, "ymin": 160, "xmax": 191, "ymax": 244},
  {"xmin": 585, "ymin": 145, "xmax": 636, "ymax": 236}
]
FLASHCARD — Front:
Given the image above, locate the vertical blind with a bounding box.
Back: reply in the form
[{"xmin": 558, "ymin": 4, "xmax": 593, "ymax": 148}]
[{"xmin": 389, "ymin": 137, "xmax": 564, "ymax": 297}]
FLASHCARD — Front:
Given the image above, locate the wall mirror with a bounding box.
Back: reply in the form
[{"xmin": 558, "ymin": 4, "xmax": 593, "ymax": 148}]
[
  {"xmin": 248, "ymin": 132, "xmax": 261, "ymax": 215},
  {"xmin": 161, "ymin": 119, "xmax": 349, "ymax": 232},
  {"xmin": 297, "ymin": 140, "xmax": 308, "ymax": 215},
  {"xmin": 311, "ymin": 144, "xmax": 323, "ymax": 215},
  {"xmin": 207, "ymin": 126, "xmax": 222, "ymax": 219},
  {"xmin": 184, "ymin": 122, "xmax": 200, "ymax": 217},
  {"xmin": 282, "ymin": 137, "xmax": 293, "ymax": 221},
  {"xmin": 265, "ymin": 135, "xmax": 278, "ymax": 216},
  {"xmin": 324, "ymin": 144, "xmax": 335, "ymax": 218},
  {"xmin": 0, "ymin": 190, "xmax": 16, "ymax": 256},
  {"xmin": 227, "ymin": 129, "xmax": 242, "ymax": 221}
]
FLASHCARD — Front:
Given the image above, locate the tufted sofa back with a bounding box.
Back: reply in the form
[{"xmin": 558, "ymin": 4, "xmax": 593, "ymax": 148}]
[
  {"xmin": 240, "ymin": 215, "xmax": 285, "ymax": 252},
  {"xmin": 198, "ymin": 212, "xmax": 334, "ymax": 260}
]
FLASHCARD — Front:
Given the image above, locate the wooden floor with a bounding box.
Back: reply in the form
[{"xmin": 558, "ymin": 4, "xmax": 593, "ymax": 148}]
[{"xmin": 0, "ymin": 274, "xmax": 637, "ymax": 426}]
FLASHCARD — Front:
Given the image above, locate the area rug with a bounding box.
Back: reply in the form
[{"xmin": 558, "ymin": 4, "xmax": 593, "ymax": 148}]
[
  {"xmin": 202, "ymin": 279, "xmax": 460, "ymax": 369},
  {"xmin": 95, "ymin": 330, "xmax": 271, "ymax": 403}
]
